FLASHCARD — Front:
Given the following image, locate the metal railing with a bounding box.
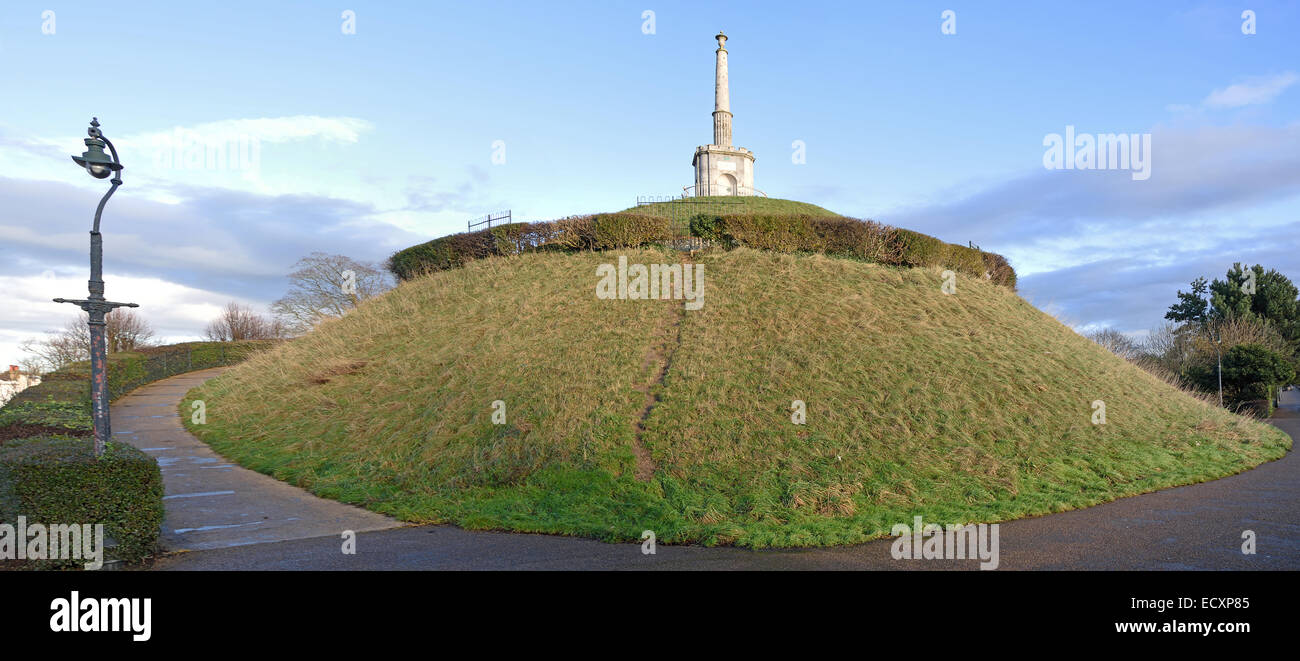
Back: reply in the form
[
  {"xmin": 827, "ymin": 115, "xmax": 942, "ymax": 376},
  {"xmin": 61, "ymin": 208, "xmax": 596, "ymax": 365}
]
[
  {"xmin": 107, "ymin": 342, "xmax": 271, "ymax": 400},
  {"xmin": 468, "ymin": 210, "xmax": 511, "ymax": 232},
  {"xmin": 631, "ymin": 195, "xmax": 753, "ymax": 252},
  {"xmin": 681, "ymin": 184, "xmax": 767, "ymax": 198}
]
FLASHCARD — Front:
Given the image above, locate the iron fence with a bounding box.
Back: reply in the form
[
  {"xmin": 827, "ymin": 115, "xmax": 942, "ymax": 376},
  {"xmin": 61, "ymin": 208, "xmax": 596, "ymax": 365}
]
[
  {"xmin": 681, "ymin": 184, "xmax": 767, "ymax": 198},
  {"xmin": 106, "ymin": 342, "xmax": 270, "ymax": 400},
  {"xmin": 634, "ymin": 195, "xmax": 750, "ymax": 251},
  {"xmin": 468, "ymin": 210, "xmax": 511, "ymax": 232}
]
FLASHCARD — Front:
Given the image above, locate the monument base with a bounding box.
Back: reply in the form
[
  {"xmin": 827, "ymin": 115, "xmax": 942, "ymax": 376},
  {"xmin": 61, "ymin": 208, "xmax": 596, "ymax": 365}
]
[{"xmin": 691, "ymin": 145, "xmax": 757, "ymax": 196}]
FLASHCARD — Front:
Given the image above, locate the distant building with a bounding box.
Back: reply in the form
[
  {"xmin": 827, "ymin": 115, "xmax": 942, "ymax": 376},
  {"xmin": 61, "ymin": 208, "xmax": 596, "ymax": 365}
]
[
  {"xmin": 691, "ymin": 31, "xmax": 760, "ymax": 197},
  {"xmin": 0, "ymin": 365, "xmax": 42, "ymax": 407}
]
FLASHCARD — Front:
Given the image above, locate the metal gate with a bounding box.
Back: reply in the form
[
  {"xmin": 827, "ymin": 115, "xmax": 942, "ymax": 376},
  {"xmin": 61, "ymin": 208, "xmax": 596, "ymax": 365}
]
[{"xmin": 634, "ymin": 195, "xmax": 745, "ymax": 251}]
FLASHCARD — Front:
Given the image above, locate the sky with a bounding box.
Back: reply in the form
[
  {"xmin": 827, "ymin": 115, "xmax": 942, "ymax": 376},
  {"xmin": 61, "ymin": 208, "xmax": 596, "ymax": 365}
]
[{"xmin": 1, "ymin": 1, "xmax": 1298, "ymax": 368}]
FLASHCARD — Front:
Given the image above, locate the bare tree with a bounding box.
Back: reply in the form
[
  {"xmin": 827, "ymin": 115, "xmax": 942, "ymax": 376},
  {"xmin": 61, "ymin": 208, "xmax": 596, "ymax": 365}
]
[
  {"xmin": 19, "ymin": 334, "xmax": 84, "ymax": 374},
  {"xmin": 1086, "ymin": 328, "xmax": 1142, "ymax": 361},
  {"xmin": 106, "ymin": 309, "xmax": 156, "ymax": 352},
  {"xmin": 1138, "ymin": 321, "xmax": 1199, "ymax": 374},
  {"xmin": 58, "ymin": 309, "xmax": 157, "ymax": 355},
  {"xmin": 19, "ymin": 309, "xmax": 156, "ymax": 373},
  {"xmin": 1199, "ymin": 315, "xmax": 1290, "ymax": 356},
  {"xmin": 271, "ymin": 252, "xmax": 393, "ymax": 333},
  {"xmin": 204, "ymin": 302, "xmax": 287, "ymax": 341}
]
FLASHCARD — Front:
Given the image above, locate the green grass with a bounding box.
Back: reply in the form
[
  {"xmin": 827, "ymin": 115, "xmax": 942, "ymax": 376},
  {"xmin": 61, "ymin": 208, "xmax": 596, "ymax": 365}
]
[
  {"xmin": 623, "ymin": 196, "xmax": 842, "ymax": 227},
  {"xmin": 182, "ymin": 248, "xmax": 1291, "ymax": 547},
  {"xmin": 622, "ymin": 196, "xmax": 840, "ymax": 216}
]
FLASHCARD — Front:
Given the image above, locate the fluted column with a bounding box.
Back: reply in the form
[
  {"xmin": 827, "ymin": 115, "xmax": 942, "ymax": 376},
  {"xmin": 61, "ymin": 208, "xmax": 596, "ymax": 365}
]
[{"xmin": 712, "ymin": 31, "xmax": 732, "ymax": 147}]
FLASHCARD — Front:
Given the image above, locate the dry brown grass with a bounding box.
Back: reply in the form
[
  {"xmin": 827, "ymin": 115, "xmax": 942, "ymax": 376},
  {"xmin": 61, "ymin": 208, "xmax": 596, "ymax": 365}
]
[{"xmin": 182, "ymin": 248, "xmax": 1291, "ymax": 547}]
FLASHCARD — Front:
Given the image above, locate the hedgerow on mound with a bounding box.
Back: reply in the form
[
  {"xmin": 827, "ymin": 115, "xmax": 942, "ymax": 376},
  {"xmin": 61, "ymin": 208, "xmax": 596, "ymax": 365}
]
[
  {"xmin": 386, "ymin": 197, "xmax": 1015, "ymax": 290},
  {"xmin": 183, "ymin": 249, "xmax": 1289, "ymax": 548}
]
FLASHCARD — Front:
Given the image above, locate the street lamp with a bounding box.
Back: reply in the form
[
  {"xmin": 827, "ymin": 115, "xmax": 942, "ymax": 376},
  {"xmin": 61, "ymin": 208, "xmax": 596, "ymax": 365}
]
[
  {"xmin": 54, "ymin": 118, "xmax": 138, "ymax": 457},
  {"xmin": 1202, "ymin": 314, "xmax": 1223, "ymax": 408}
]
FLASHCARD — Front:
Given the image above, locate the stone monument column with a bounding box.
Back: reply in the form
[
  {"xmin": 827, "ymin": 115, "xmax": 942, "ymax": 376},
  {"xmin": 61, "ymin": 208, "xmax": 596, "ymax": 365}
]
[
  {"xmin": 692, "ymin": 30, "xmax": 755, "ymax": 196},
  {"xmin": 713, "ymin": 31, "xmax": 732, "ymax": 147}
]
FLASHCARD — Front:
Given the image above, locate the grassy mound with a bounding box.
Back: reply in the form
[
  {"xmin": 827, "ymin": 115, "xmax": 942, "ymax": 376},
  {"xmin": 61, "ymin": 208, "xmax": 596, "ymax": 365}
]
[{"xmin": 183, "ymin": 249, "xmax": 1290, "ymax": 547}]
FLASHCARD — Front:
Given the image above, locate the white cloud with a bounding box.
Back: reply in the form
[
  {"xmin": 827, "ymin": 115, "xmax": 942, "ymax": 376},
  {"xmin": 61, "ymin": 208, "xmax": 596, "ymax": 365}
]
[
  {"xmin": 120, "ymin": 115, "xmax": 372, "ymax": 153},
  {"xmin": 1203, "ymin": 72, "xmax": 1298, "ymax": 108},
  {"xmin": 0, "ymin": 270, "xmax": 258, "ymax": 369},
  {"xmin": 0, "ymin": 116, "xmax": 375, "ymax": 205}
]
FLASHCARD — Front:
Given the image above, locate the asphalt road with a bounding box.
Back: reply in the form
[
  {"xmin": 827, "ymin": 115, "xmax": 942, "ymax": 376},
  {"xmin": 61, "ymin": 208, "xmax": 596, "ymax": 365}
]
[{"xmin": 155, "ymin": 390, "xmax": 1300, "ymax": 571}]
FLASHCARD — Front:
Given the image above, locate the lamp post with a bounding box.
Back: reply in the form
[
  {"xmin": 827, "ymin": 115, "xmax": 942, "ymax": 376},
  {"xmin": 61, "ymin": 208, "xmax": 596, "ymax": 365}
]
[
  {"xmin": 1202, "ymin": 314, "xmax": 1223, "ymax": 408},
  {"xmin": 54, "ymin": 118, "xmax": 138, "ymax": 457},
  {"xmin": 1214, "ymin": 332, "xmax": 1223, "ymax": 408}
]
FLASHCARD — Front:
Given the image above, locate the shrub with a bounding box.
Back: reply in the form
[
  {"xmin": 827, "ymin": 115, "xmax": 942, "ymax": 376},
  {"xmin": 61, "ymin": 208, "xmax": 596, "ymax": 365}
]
[
  {"xmin": 807, "ymin": 217, "xmax": 896, "ymax": 262},
  {"xmin": 983, "ymin": 252, "xmax": 1018, "ymax": 290},
  {"xmin": 591, "ymin": 213, "xmax": 671, "ymax": 249},
  {"xmin": 388, "ymin": 214, "xmax": 672, "ymax": 278},
  {"xmin": 715, "ymin": 214, "xmax": 821, "ymax": 252},
  {"xmin": 1236, "ymin": 398, "xmax": 1273, "ymax": 418},
  {"xmin": 387, "ymin": 231, "xmax": 500, "ymax": 280},
  {"xmin": 1222, "ymin": 343, "xmax": 1294, "ymax": 407},
  {"xmin": 387, "ymin": 209, "xmax": 1017, "ymax": 293},
  {"xmin": 488, "ymin": 222, "xmax": 573, "ymax": 256},
  {"xmin": 547, "ymin": 215, "xmax": 597, "ymax": 249},
  {"xmin": 0, "ymin": 437, "xmax": 164, "ymax": 565},
  {"xmin": 891, "ymin": 228, "xmax": 945, "ymax": 267},
  {"xmin": 941, "ymin": 243, "xmax": 987, "ymax": 279},
  {"xmin": 0, "ymin": 399, "xmax": 91, "ymax": 435},
  {"xmin": 689, "ymin": 212, "xmax": 724, "ymax": 242}
]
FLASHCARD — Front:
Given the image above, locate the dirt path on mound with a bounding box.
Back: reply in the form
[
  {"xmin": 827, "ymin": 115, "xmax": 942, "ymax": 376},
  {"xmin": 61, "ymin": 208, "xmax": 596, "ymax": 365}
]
[{"xmin": 628, "ymin": 253, "xmax": 694, "ymax": 482}]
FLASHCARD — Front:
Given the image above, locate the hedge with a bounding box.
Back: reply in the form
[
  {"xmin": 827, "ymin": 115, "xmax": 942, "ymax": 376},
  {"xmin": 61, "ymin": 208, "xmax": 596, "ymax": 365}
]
[
  {"xmin": 388, "ymin": 214, "xmax": 675, "ymax": 279},
  {"xmin": 1238, "ymin": 399, "xmax": 1273, "ymax": 418},
  {"xmin": 389, "ymin": 211, "xmax": 1017, "ymax": 290},
  {"xmin": 0, "ymin": 340, "xmax": 275, "ymax": 567},
  {"xmin": 0, "ymin": 437, "xmax": 163, "ymax": 566},
  {"xmin": 1, "ymin": 340, "xmax": 277, "ymax": 432},
  {"xmin": 982, "ymin": 251, "xmax": 1017, "ymax": 290},
  {"xmin": 891, "ymin": 228, "xmax": 944, "ymax": 267}
]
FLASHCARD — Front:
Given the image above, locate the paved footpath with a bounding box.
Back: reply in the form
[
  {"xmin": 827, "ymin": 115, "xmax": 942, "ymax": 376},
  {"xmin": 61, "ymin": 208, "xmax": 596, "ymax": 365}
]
[
  {"xmin": 113, "ymin": 368, "xmax": 399, "ymax": 552},
  {"xmin": 154, "ymin": 378, "xmax": 1299, "ymax": 570}
]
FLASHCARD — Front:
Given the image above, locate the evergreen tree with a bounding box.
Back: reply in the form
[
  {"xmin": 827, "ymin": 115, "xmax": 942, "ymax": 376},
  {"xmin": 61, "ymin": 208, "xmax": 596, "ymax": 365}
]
[{"xmin": 1165, "ymin": 276, "xmax": 1208, "ymax": 324}]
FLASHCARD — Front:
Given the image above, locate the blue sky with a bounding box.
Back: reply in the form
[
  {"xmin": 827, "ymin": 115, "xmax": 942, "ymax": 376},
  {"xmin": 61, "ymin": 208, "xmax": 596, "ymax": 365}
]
[{"xmin": 1, "ymin": 1, "xmax": 1299, "ymax": 367}]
